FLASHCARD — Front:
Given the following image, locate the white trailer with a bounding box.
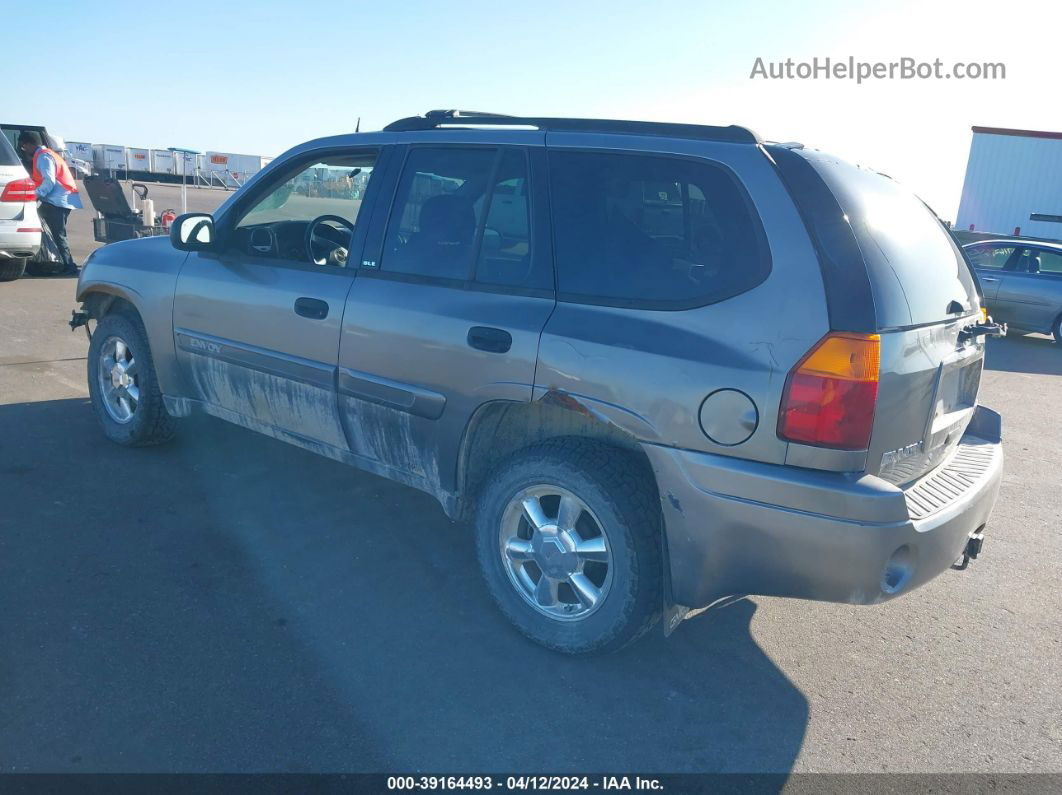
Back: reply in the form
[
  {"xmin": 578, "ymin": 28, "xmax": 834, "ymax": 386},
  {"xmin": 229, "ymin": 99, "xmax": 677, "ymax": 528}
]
[
  {"xmin": 201, "ymin": 151, "xmax": 232, "ymax": 172},
  {"xmin": 170, "ymin": 151, "xmax": 201, "ymax": 176},
  {"xmin": 203, "ymin": 151, "xmax": 264, "ymax": 180},
  {"xmin": 92, "ymin": 144, "xmax": 127, "ymax": 173},
  {"xmin": 126, "ymin": 147, "xmax": 150, "ymax": 172},
  {"xmin": 150, "ymin": 149, "xmax": 177, "ymax": 175},
  {"xmin": 65, "ymin": 141, "xmax": 93, "ymax": 162}
]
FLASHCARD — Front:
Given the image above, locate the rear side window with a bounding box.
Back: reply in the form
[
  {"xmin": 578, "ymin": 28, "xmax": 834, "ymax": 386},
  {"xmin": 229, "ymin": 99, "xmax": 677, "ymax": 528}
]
[
  {"xmin": 0, "ymin": 132, "xmax": 21, "ymax": 167},
  {"xmin": 547, "ymin": 150, "xmax": 770, "ymax": 307},
  {"xmin": 798, "ymin": 151, "xmax": 980, "ymax": 327}
]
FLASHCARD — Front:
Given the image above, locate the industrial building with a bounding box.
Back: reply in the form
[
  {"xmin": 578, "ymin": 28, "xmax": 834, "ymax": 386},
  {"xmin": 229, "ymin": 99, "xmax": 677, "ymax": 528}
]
[{"xmin": 955, "ymin": 126, "xmax": 1062, "ymax": 241}]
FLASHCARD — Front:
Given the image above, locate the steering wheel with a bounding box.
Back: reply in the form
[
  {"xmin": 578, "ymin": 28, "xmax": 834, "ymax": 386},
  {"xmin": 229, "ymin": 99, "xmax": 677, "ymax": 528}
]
[{"xmin": 305, "ymin": 215, "xmax": 355, "ymax": 266}]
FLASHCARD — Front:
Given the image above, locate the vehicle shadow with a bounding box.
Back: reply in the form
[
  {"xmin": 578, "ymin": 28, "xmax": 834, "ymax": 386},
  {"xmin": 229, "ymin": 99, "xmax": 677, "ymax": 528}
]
[
  {"xmin": 0, "ymin": 398, "xmax": 808, "ymax": 774},
  {"xmin": 984, "ymin": 334, "xmax": 1062, "ymax": 376}
]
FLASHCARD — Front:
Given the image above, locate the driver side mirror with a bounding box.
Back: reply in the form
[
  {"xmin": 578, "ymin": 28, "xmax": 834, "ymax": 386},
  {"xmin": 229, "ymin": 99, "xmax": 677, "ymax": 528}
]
[{"xmin": 170, "ymin": 213, "xmax": 217, "ymax": 252}]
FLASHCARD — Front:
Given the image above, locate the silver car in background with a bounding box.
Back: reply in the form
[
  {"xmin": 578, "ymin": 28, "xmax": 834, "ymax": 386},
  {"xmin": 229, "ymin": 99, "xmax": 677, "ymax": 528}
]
[{"xmin": 964, "ymin": 239, "xmax": 1062, "ymax": 343}]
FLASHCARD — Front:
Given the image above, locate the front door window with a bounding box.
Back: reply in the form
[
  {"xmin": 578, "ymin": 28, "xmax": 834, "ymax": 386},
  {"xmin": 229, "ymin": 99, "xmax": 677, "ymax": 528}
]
[{"xmin": 234, "ymin": 153, "xmax": 376, "ymax": 266}]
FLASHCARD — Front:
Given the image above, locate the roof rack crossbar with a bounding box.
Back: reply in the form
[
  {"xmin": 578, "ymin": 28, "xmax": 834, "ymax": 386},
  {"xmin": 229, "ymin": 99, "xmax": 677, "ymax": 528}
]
[{"xmin": 382, "ymin": 110, "xmax": 760, "ymax": 144}]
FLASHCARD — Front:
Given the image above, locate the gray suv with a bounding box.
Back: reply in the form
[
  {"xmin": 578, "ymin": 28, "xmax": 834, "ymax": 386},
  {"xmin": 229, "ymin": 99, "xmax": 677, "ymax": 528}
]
[{"xmin": 72, "ymin": 111, "xmax": 1005, "ymax": 654}]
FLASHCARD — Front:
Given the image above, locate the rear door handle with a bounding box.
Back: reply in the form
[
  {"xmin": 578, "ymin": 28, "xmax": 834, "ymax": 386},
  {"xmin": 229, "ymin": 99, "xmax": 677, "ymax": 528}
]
[
  {"xmin": 981, "ymin": 277, "xmax": 999, "ymax": 283},
  {"xmin": 467, "ymin": 326, "xmax": 512, "ymax": 353},
  {"xmin": 294, "ymin": 297, "xmax": 329, "ymax": 320}
]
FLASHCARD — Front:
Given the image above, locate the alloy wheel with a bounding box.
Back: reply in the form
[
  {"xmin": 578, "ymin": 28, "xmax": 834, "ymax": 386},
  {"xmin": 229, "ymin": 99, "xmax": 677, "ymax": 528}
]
[
  {"xmin": 97, "ymin": 335, "xmax": 139, "ymax": 424},
  {"xmin": 498, "ymin": 485, "xmax": 614, "ymax": 622}
]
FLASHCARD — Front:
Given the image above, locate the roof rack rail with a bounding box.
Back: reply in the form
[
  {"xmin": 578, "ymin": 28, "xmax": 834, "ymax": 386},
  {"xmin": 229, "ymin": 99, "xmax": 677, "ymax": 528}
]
[
  {"xmin": 384, "ymin": 110, "xmax": 517, "ymax": 131},
  {"xmin": 382, "ymin": 110, "xmax": 760, "ymax": 144}
]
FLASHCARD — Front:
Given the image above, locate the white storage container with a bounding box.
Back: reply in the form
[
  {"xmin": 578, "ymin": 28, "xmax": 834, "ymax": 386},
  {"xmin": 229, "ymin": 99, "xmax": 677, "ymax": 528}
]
[
  {"xmin": 126, "ymin": 147, "xmax": 150, "ymax": 172},
  {"xmin": 150, "ymin": 149, "xmax": 176, "ymax": 174},
  {"xmin": 93, "ymin": 144, "xmax": 127, "ymax": 172}
]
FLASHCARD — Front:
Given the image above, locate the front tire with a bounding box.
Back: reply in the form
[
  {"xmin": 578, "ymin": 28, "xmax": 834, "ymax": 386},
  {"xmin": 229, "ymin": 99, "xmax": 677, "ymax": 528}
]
[
  {"xmin": 0, "ymin": 257, "xmax": 26, "ymax": 282},
  {"xmin": 474, "ymin": 438, "xmax": 662, "ymax": 654},
  {"xmin": 87, "ymin": 311, "xmax": 176, "ymax": 446},
  {"xmin": 1052, "ymin": 313, "xmax": 1062, "ymax": 345}
]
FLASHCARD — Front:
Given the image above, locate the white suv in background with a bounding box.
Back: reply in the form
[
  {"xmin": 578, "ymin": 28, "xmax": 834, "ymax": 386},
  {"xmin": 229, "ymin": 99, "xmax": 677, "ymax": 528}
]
[{"xmin": 0, "ymin": 133, "xmax": 42, "ymax": 281}]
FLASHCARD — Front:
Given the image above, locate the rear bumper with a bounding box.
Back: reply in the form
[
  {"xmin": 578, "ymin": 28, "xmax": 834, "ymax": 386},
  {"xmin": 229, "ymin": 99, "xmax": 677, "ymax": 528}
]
[
  {"xmin": 645, "ymin": 406, "xmax": 1003, "ymax": 608},
  {"xmin": 0, "ymin": 220, "xmax": 42, "ymax": 259}
]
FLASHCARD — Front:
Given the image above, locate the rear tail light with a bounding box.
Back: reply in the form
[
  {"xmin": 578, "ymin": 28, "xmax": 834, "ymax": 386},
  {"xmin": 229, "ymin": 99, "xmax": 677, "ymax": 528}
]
[
  {"xmin": 1, "ymin": 177, "xmax": 37, "ymax": 203},
  {"xmin": 777, "ymin": 332, "xmax": 880, "ymax": 450}
]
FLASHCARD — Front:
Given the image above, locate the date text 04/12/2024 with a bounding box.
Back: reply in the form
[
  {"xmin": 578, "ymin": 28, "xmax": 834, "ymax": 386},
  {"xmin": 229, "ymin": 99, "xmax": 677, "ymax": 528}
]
[{"xmin": 386, "ymin": 776, "xmax": 665, "ymax": 791}]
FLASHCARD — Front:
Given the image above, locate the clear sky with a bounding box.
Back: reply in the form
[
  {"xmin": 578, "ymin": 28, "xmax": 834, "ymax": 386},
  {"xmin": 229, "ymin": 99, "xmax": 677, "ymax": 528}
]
[{"xmin": 11, "ymin": 0, "xmax": 1058, "ymax": 219}]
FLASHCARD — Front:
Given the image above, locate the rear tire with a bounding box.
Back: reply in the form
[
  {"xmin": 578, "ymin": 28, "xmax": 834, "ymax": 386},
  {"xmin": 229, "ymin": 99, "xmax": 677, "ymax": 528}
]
[
  {"xmin": 474, "ymin": 438, "xmax": 662, "ymax": 654},
  {"xmin": 0, "ymin": 257, "xmax": 26, "ymax": 282},
  {"xmin": 87, "ymin": 311, "xmax": 177, "ymax": 446},
  {"xmin": 1052, "ymin": 314, "xmax": 1062, "ymax": 345}
]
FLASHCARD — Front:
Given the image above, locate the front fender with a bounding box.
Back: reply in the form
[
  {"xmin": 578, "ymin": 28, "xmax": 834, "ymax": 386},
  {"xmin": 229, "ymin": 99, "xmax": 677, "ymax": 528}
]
[{"xmin": 75, "ymin": 236, "xmax": 190, "ymax": 399}]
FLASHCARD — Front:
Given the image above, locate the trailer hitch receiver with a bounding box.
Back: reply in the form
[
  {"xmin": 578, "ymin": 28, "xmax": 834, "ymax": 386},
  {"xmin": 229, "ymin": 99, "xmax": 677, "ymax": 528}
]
[{"xmin": 951, "ymin": 526, "xmax": 986, "ymax": 571}]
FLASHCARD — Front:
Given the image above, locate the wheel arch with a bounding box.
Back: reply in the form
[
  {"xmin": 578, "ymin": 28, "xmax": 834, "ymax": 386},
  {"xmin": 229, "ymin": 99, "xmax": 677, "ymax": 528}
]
[
  {"xmin": 78, "ymin": 281, "xmax": 188, "ymax": 398},
  {"xmin": 454, "ymin": 393, "xmax": 662, "ymax": 519},
  {"xmin": 78, "ymin": 283, "xmax": 144, "ymax": 322}
]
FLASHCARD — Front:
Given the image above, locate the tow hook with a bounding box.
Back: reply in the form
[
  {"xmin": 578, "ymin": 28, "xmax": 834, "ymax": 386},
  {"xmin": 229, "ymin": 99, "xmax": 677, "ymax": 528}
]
[
  {"xmin": 70, "ymin": 309, "xmax": 91, "ymax": 341},
  {"xmin": 952, "ymin": 527, "xmax": 986, "ymax": 571},
  {"xmin": 958, "ymin": 321, "xmax": 1006, "ymax": 343}
]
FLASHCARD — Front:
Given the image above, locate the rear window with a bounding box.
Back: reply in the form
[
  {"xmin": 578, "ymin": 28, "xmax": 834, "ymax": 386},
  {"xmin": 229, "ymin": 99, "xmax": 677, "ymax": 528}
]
[
  {"xmin": 799, "ymin": 151, "xmax": 979, "ymax": 327},
  {"xmin": 0, "ymin": 132, "xmax": 21, "ymax": 167},
  {"xmin": 547, "ymin": 150, "xmax": 770, "ymax": 307}
]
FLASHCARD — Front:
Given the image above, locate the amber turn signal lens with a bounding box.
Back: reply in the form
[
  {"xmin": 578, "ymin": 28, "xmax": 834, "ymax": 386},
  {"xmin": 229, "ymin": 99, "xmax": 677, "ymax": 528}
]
[{"xmin": 777, "ymin": 332, "xmax": 881, "ymax": 450}]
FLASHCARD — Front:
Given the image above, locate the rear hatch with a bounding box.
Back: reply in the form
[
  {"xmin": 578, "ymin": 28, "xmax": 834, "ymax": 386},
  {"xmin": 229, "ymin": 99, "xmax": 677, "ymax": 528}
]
[{"xmin": 780, "ymin": 148, "xmax": 984, "ymax": 485}]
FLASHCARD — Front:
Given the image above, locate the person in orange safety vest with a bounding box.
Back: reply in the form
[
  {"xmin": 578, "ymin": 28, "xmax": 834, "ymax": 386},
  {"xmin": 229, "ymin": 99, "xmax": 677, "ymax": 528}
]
[{"xmin": 19, "ymin": 130, "xmax": 82, "ymax": 276}]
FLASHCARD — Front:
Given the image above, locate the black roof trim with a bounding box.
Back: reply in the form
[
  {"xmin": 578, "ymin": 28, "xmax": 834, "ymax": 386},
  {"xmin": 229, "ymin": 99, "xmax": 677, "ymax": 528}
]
[
  {"xmin": 972, "ymin": 125, "xmax": 1062, "ymax": 141},
  {"xmin": 383, "ymin": 110, "xmax": 760, "ymax": 144}
]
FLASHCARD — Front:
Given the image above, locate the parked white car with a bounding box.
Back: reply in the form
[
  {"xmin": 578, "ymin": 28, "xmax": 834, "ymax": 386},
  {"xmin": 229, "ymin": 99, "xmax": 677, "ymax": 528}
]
[{"xmin": 0, "ymin": 133, "xmax": 41, "ymax": 281}]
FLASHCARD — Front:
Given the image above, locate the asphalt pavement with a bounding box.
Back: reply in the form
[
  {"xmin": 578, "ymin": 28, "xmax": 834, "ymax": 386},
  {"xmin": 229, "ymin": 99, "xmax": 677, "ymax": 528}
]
[{"xmin": 0, "ymin": 191, "xmax": 1059, "ymax": 773}]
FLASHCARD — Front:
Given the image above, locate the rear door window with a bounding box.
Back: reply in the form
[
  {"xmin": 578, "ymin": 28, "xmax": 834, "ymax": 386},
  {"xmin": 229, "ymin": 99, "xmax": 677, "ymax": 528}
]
[
  {"xmin": 474, "ymin": 149, "xmax": 539, "ymax": 289},
  {"xmin": 381, "ymin": 146, "xmax": 549, "ymax": 290},
  {"xmin": 547, "ymin": 150, "xmax": 770, "ymax": 307},
  {"xmin": 382, "ymin": 147, "xmax": 496, "ymax": 281}
]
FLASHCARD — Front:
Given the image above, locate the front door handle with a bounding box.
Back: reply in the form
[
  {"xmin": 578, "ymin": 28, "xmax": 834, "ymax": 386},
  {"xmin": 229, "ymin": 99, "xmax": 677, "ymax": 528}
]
[
  {"xmin": 981, "ymin": 277, "xmax": 999, "ymax": 283},
  {"xmin": 294, "ymin": 297, "xmax": 329, "ymax": 320},
  {"xmin": 467, "ymin": 326, "xmax": 512, "ymax": 353}
]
